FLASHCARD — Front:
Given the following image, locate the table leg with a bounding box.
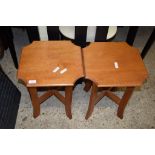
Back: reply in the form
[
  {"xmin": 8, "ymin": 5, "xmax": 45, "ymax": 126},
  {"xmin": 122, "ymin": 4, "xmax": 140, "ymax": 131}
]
[
  {"xmin": 85, "ymin": 83, "xmax": 98, "ymax": 120},
  {"xmin": 83, "ymin": 80, "xmax": 92, "ymax": 92},
  {"xmin": 65, "ymin": 86, "xmax": 73, "ymax": 119},
  {"xmin": 117, "ymin": 87, "xmax": 134, "ymax": 119},
  {"xmin": 28, "ymin": 87, "xmax": 40, "ymax": 118}
]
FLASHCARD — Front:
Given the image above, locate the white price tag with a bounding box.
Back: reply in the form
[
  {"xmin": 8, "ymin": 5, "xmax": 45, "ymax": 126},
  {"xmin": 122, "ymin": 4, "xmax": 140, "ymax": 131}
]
[
  {"xmin": 114, "ymin": 62, "xmax": 119, "ymax": 69},
  {"xmin": 53, "ymin": 67, "xmax": 60, "ymax": 73},
  {"xmin": 60, "ymin": 68, "xmax": 67, "ymax": 74},
  {"xmin": 28, "ymin": 80, "xmax": 37, "ymax": 84}
]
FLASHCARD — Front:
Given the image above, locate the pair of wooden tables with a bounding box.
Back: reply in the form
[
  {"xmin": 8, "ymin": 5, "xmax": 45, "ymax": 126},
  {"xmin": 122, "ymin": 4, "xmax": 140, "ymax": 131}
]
[{"xmin": 17, "ymin": 41, "xmax": 148, "ymax": 119}]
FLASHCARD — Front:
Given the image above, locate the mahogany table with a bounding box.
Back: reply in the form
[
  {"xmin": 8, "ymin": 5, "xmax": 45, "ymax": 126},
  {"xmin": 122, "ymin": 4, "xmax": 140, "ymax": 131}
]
[
  {"xmin": 17, "ymin": 41, "xmax": 84, "ymax": 119},
  {"xmin": 83, "ymin": 42, "xmax": 148, "ymax": 119}
]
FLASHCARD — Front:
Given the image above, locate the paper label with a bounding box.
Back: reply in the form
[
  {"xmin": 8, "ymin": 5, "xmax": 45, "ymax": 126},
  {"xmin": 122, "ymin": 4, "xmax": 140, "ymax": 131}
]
[
  {"xmin": 53, "ymin": 67, "xmax": 60, "ymax": 73},
  {"xmin": 28, "ymin": 80, "xmax": 37, "ymax": 84},
  {"xmin": 114, "ymin": 62, "xmax": 119, "ymax": 69},
  {"xmin": 60, "ymin": 68, "xmax": 67, "ymax": 74}
]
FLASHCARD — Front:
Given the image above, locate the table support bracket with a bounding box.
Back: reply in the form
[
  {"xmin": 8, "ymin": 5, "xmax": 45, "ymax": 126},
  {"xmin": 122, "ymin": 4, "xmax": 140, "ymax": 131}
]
[
  {"xmin": 85, "ymin": 83, "xmax": 135, "ymax": 119},
  {"xmin": 28, "ymin": 87, "xmax": 73, "ymax": 119}
]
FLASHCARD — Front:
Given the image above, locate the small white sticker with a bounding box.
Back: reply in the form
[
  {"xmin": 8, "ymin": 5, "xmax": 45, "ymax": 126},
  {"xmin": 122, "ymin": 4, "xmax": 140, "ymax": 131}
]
[
  {"xmin": 28, "ymin": 80, "xmax": 37, "ymax": 84},
  {"xmin": 53, "ymin": 67, "xmax": 60, "ymax": 73},
  {"xmin": 60, "ymin": 68, "xmax": 67, "ymax": 74},
  {"xmin": 114, "ymin": 62, "xmax": 119, "ymax": 69}
]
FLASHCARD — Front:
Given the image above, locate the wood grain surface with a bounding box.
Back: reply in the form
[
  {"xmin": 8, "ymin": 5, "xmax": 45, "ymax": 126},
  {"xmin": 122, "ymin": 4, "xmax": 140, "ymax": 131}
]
[
  {"xmin": 83, "ymin": 42, "xmax": 148, "ymax": 87},
  {"xmin": 18, "ymin": 41, "xmax": 84, "ymax": 87}
]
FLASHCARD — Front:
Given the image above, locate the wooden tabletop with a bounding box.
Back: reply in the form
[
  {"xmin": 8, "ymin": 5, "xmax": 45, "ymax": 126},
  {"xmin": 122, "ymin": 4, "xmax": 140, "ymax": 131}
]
[
  {"xmin": 18, "ymin": 41, "xmax": 84, "ymax": 87},
  {"xmin": 83, "ymin": 42, "xmax": 148, "ymax": 87}
]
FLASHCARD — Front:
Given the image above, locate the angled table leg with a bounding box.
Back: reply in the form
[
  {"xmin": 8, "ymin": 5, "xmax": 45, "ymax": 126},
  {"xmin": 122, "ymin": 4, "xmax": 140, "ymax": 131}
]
[
  {"xmin": 27, "ymin": 86, "xmax": 74, "ymax": 119},
  {"xmin": 85, "ymin": 83, "xmax": 98, "ymax": 120},
  {"xmin": 117, "ymin": 87, "xmax": 134, "ymax": 119},
  {"xmin": 85, "ymin": 84, "xmax": 135, "ymax": 119},
  {"xmin": 65, "ymin": 86, "xmax": 73, "ymax": 119},
  {"xmin": 84, "ymin": 80, "xmax": 92, "ymax": 92},
  {"xmin": 28, "ymin": 87, "xmax": 40, "ymax": 118}
]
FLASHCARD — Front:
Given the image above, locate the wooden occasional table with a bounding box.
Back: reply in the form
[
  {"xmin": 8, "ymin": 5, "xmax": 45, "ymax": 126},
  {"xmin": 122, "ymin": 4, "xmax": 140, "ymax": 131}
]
[
  {"xmin": 83, "ymin": 42, "xmax": 148, "ymax": 119},
  {"xmin": 17, "ymin": 41, "xmax": 84, "ymax": 119}
]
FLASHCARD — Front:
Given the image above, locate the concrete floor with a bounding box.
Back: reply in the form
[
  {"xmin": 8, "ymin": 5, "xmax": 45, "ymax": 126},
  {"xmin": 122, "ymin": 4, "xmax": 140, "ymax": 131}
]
[{"xmin": 0, "ymin": 27, "xmax": 155, "ymax": 128}]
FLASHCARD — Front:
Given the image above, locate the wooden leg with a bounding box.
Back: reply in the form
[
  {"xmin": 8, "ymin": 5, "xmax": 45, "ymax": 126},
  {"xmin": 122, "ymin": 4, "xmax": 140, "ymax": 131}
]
[
  {"xmin": 117, "ymin": 87, "xmax": 134, "ymax": 119},
  {"xmin": 28, "ymin": 87, "xmax": 40, "ymax": 118},
  {"xmin": 65, "ymin": 86, "xmax": 73, "ymax": 119},
  {"xmin": 84, "ymin": 80, "xmax": 92, "ymax": 92},
  {"xmin": 85, "ymin": 83, "xmax": 98, "ymax": 120}
]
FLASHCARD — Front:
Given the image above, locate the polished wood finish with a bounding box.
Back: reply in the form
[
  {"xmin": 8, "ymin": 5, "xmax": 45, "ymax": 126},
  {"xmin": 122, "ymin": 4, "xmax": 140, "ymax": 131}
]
[
  {"xmin": 83, "ymin": 42, "xmax": 148, "ymax": 87},
  {"xmin": 28, "ymin": 87, "xmax": 40, "ymax": 118},
  {"xmin": 83, "ymin": 79, "xmax": 92, "ymax": 92},
  {"xmin": 83, "ymin": 42, "xmax": 148, "ymax": 119},
  {"xmin": 18, "ymin": 41, "xmax": 84, "ymax": 87},
  {"xmin": 85, "ymin": 84, "xmax": 135, "ymax": 119},
  {"xmin": 117, "ymin": 87, "xmax": 134, "ymax": 119},
  {"xmin": 18, "ymin": 41, "xmax": 84, "ymax": 119},
  {"xmin": 65, "ymin": 86, "xmax": 73, "ymax": 119},
  {"xmin": 85, "ymin": 83, "xmax": 98, "ymax": 120},
  {"xmin": 27, "ymin": 87, "xmax": 73, "ymax": 119},
  {"xmin": 106, "ymin": 90, "xmax": 121, "ymax": 105}
]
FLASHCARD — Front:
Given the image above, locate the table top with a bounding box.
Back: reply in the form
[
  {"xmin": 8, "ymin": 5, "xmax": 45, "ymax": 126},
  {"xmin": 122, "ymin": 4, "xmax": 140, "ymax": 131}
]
[
  {"xmin": 18, "ymin": 41, "xmax": 84, "ymax": 87},
  {"xmin": 83, "ymin": 42, "xmax": 148, "ymax": 87}
]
